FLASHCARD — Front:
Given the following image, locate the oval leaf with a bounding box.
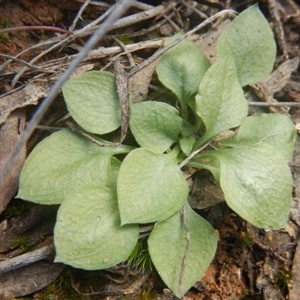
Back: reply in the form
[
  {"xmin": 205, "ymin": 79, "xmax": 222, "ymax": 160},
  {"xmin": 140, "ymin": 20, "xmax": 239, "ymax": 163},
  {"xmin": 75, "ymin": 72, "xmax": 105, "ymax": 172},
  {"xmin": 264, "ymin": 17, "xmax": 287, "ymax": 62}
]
[
  {"xmin": 130, "ymin": 101, "xmax": 183, "ymax": 153},
  {"xmin": 117, "ymin": 148, "xmax": 189, "ymax": 224},
  {"xmin": 197, "ymin": 143, "xmax": 293, "ymax": 229},
  {"xmin": 156, "ymin": 32, "xmax": 210, "ymax": 105},
  {"xmin": 17, "ymin": 129, "xmax": 120, "ymax": 204},
  {"xmin": 148, "ymin": 204, "xmax": 217, "ymax": 297},
  {"xmin": 217, "ymin": 4, "xmax": 276, "ymax": 87},
  {"xmin": 195, "ymin": 55, "xmax": 248, "ymax": 143},
  {"xmin": 54, "ymin": 184, "xmax": 139, "ymax": 270},
  {"xmin": 179, "ymin": 136, "xmax": 195, "ymax": 156},
  {"xmin": 62, "ymin": 71, "xmax": 121, "ymax": 134},
  {"xmin": 219, "ymin": 113, "xmax": 296, "ymax": 159}
]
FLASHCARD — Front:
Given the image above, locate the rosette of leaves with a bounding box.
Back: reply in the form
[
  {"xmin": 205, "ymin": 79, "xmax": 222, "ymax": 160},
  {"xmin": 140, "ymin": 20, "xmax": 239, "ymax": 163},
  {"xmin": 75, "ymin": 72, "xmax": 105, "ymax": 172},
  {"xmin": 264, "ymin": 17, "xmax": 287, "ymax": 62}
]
[{"xmin": 18, "ymin": 5, "xmax": 295, "ymax": 298}]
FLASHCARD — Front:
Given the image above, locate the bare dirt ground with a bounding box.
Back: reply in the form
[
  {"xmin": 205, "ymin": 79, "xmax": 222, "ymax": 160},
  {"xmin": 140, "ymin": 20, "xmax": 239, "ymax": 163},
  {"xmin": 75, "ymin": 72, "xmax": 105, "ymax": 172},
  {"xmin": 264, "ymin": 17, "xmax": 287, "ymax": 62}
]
[{"xmin": 0, "ymin": 0, "xmax": 300, "ymax": 299}]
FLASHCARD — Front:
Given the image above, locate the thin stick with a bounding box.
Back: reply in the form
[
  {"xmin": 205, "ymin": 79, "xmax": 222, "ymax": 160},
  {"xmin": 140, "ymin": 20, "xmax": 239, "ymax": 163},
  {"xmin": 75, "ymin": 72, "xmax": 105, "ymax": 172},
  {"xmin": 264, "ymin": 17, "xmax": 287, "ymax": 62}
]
[
  {"xmin": 179, "ymin": 141, "xmax": 211, "ymax": 169},
  {"xmin": 267, "ymin": 0, "xmax": 288, "ymax": 59},
  {"xmin": 69, "ymin": 0, "xmax": 91, "ymax": 32},
  {"xmin": 0, "ymin": 1, "xmax": 134, "ymax": 188},
  {"xmin": 104, "ymin": 1, "xmax": 178, "ymax": 32},
  {"xmin": 0, "ymin": 53, "xmax": 53, "ymax": 73},
  {"xmin": 248, "ymin": 102, "xmax": 300, "ymax": 107},
  {"xmin": 0, "ymin": 25, "xmax": 72, "ymax": 35},
  {"xmin": 178, "ymin": 205, "xmax": 190, "ymax": 297},
  {"xmin": 0, "ymin": 243, "xmax": 54, "ymax": 274},
  {"xmin": 112, "ymin": 37, "xmax": 136, "ymax": 67},
  {"xmin": 180, "ymin": 0, "xmax": 208, "ymax": 19},
  {"xmin": 66, "ymin": 121, "xmax": 117, "ymax": 147}
]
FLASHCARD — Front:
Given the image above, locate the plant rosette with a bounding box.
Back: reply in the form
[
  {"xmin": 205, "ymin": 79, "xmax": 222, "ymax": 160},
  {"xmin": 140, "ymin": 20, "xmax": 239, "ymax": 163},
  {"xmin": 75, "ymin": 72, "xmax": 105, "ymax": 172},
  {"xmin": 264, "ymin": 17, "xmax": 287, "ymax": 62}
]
[{"xmin": 17, "ymin": 5, "xmax": 296, "ymax": 298}]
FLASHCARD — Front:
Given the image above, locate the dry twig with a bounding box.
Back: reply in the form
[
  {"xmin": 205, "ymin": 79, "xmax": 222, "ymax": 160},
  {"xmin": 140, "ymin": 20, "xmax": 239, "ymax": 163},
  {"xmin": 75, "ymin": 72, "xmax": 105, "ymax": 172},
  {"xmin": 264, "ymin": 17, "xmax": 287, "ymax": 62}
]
[{"xmin": 0, "ymin": 242, "xmax": 54, "ymax": 274}]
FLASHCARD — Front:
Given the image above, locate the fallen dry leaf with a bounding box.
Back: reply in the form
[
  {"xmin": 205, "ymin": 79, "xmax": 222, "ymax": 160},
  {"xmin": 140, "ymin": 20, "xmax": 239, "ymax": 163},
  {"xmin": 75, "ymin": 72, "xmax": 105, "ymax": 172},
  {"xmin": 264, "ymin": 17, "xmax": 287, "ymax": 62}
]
[
  {"xmin": 0, "ymin": 83, "xmax": 50, "ymax": 126},
  {"xmin": 0, "ymin": 109, "xmax": 26, "ymax": 215},
  {"xmin": 0, "ymin": 261, "xmax": 64, "ymax": 297}
]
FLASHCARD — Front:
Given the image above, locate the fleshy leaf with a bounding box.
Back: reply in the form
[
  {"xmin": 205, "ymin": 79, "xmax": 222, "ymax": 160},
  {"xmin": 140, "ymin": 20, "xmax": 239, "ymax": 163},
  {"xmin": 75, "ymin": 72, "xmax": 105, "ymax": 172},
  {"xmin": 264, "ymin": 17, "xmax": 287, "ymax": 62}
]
[
  {"xmin": 62, "ymin": 71, "xmax": 121, "ymax": 134},
  {"xmin": 195, "ymin": 55, "xmax": 248, "ymax": 144},
  {"xmin": 219, "ymin": 114, "xmax": 297, "ymax": 159},
  {"xmin": 156, "ymin": 31, "xmax": 210, "ymax": 107},
  {"xmin": 117, "ymin": 148, "xmax": 189, "ymax": 224},
  {"xmin": 148, "ymin": 204, "xmax": 217, "ymax": 297},
  {"xmin": 193, "ymin": 143, "xmax": 293, "ymax": 229},
  {"xmin": 54, "ymin": 184, "xmax": 139, "ymax": 270},
  {"xmin": 130, "ymin": 101, "xmax": 183, "ymax": 153},
  {"xmin": 17, "ymin": 129, "xmax": 122, "ymax": 204},
  {"xmin": 217, "ymin": 4, "xmax": 276, "ymax": 87}
]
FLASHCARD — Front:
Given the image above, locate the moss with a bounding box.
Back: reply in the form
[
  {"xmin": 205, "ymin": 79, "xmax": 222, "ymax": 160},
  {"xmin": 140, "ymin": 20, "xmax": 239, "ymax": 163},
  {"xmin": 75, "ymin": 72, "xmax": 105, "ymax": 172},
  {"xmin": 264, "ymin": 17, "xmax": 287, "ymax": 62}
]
[
  {"xmin": 240, "ymin": 289, "xmax": 251, "ymax": 299},
  {"xmin": 138, "ymin": 288, "xmax": 157, "ymax": 300},
  {"xmin": 116, "ymin": 35, "xmax": 134, "ymax": 45},
  {"xmin": 239, "ymin": 233, "xmax": 253, "ymax": 250},
  {"xmin": 0, "ymin": 20, "xmax": 9, "ymax": 43},
  {"xmin": 127, "ymin": 237, "xmax": 153, "ymax": 273},
  {"xmin": 2, "ymin": 199, "xmax": 35, "ymax": 219},
  {"xmin": 276, "ymin": 270, "xmax": 291, "ymax": 290},
  {"xmin": 12, "ymin": 236, "xmax": 31, "ymax": 253},
  {"xmin": 36, "ymin": 269, "xmax": 81, "ymax": 300}
]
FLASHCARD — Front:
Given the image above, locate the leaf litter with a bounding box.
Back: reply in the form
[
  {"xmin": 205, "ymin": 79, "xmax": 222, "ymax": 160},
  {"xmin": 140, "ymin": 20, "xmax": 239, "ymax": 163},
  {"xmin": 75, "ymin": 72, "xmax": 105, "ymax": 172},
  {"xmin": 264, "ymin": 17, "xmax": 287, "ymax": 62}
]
[{"xmin": 0, "ymin": 0, "xmax": 300, "ymax": 299}]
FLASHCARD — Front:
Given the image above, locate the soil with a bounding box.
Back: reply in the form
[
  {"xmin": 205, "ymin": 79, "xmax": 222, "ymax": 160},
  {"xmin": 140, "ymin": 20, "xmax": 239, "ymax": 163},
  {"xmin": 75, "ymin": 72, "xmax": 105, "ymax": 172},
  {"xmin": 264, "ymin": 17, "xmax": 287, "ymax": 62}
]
[{"xmin": 1, "ymin": 0, "xmax": 300, "ymax": 299}]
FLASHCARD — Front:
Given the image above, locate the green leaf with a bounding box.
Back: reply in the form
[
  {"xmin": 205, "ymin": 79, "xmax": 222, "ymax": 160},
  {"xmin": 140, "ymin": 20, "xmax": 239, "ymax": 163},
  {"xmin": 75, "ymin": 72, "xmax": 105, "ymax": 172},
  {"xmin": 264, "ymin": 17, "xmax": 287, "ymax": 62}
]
[
  {"xmin": 194, "ymin": 143, "xmax": 293, "ymax": 229},
  {"xmin": 179, "ymin": 136, "xmax": 195, "ymax": 156},
  {"xmin": 54, "ymin": 184, "xmax": 139, "ymax": 270},
  {"xmin": 217, "ymin": 4, "xmax": 276, "ymax": 87},
  {"xmin": 156, "ymin": 31, "xmax": 210, "ymax": 108},
  {"xmin": 195, "ymin": 55, "xmax": 248, "ymax": 144},
  {"xmin": 188, "ymin": 154, "xmax": 221, "ymax": 185},
  {"xmin": 130, "ymin": 101, "xmax": 183, "ymax": 153},
  {"xmin": 117, "ymin": 148, "xmax": 189, "ymax": 224},
  {"xmin": 62, "ymin": 71, "xmax": 121, "ymax": 134},
  {"xmin": 17, "ymin": 129, "xmax": 122, "ymax": 205},
  {"xmin": 181, "ymin": 120, "xmax": 196, "ymax": 137},
  {"xmin": 219, "ymin": 114, "xmax": 297, "ymax": 159},
  {"xmin": 148, "ymin": 204, "xmax": 217, "ymax": 297}
]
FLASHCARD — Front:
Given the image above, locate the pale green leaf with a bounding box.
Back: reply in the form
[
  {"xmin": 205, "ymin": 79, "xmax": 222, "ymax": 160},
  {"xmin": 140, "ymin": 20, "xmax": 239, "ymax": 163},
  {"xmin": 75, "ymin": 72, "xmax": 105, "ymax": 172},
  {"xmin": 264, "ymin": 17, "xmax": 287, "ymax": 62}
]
[
  {"xmin": 130, "ymin": 101, "xmax": 183, "ymax": 153},
  {"xmin": 148, "ymin": 204, "xmax": 217, "ymax": 297},
  {"xmin": 156, "ymin": 31, "xmax": 210, "ymax": 105},
  {"xmin": 117, "ymin": 148, "xmax": 189, "ymax": 224},
  {"xmin": 17, "ymin": 129, "xmax": 122, "ymax": 204},
  {"xmin": 195, "ymin": 143, "xmax": 293, "ymax": 229},
  {"xmin": 188, "ymin": 154, "xmax": 221, "ymax": 185},
  {"xmin": 181, "ymin": 120, "xmax": 196, "ymax": 138},
  {"xmin": 54, "ymin": 184, "xmax": 139, "ymax": 270},
  {"xmin": 179, "ymin": 136, "xmax": 195, "ymax": 156},
  {"xmin": 195, "ymin": 55, "xmax": 248, "ymax": 144},
  {"xmin": 217, "ymin": 4, "xmax": 276, "ymax": 87},
  {"xmin": 62, "ymin": 71, "xmax": 121, "ymax": 134},
  {"xmin": 219, "ymin": 114, "xmax": 296, "ymax": 159}
]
